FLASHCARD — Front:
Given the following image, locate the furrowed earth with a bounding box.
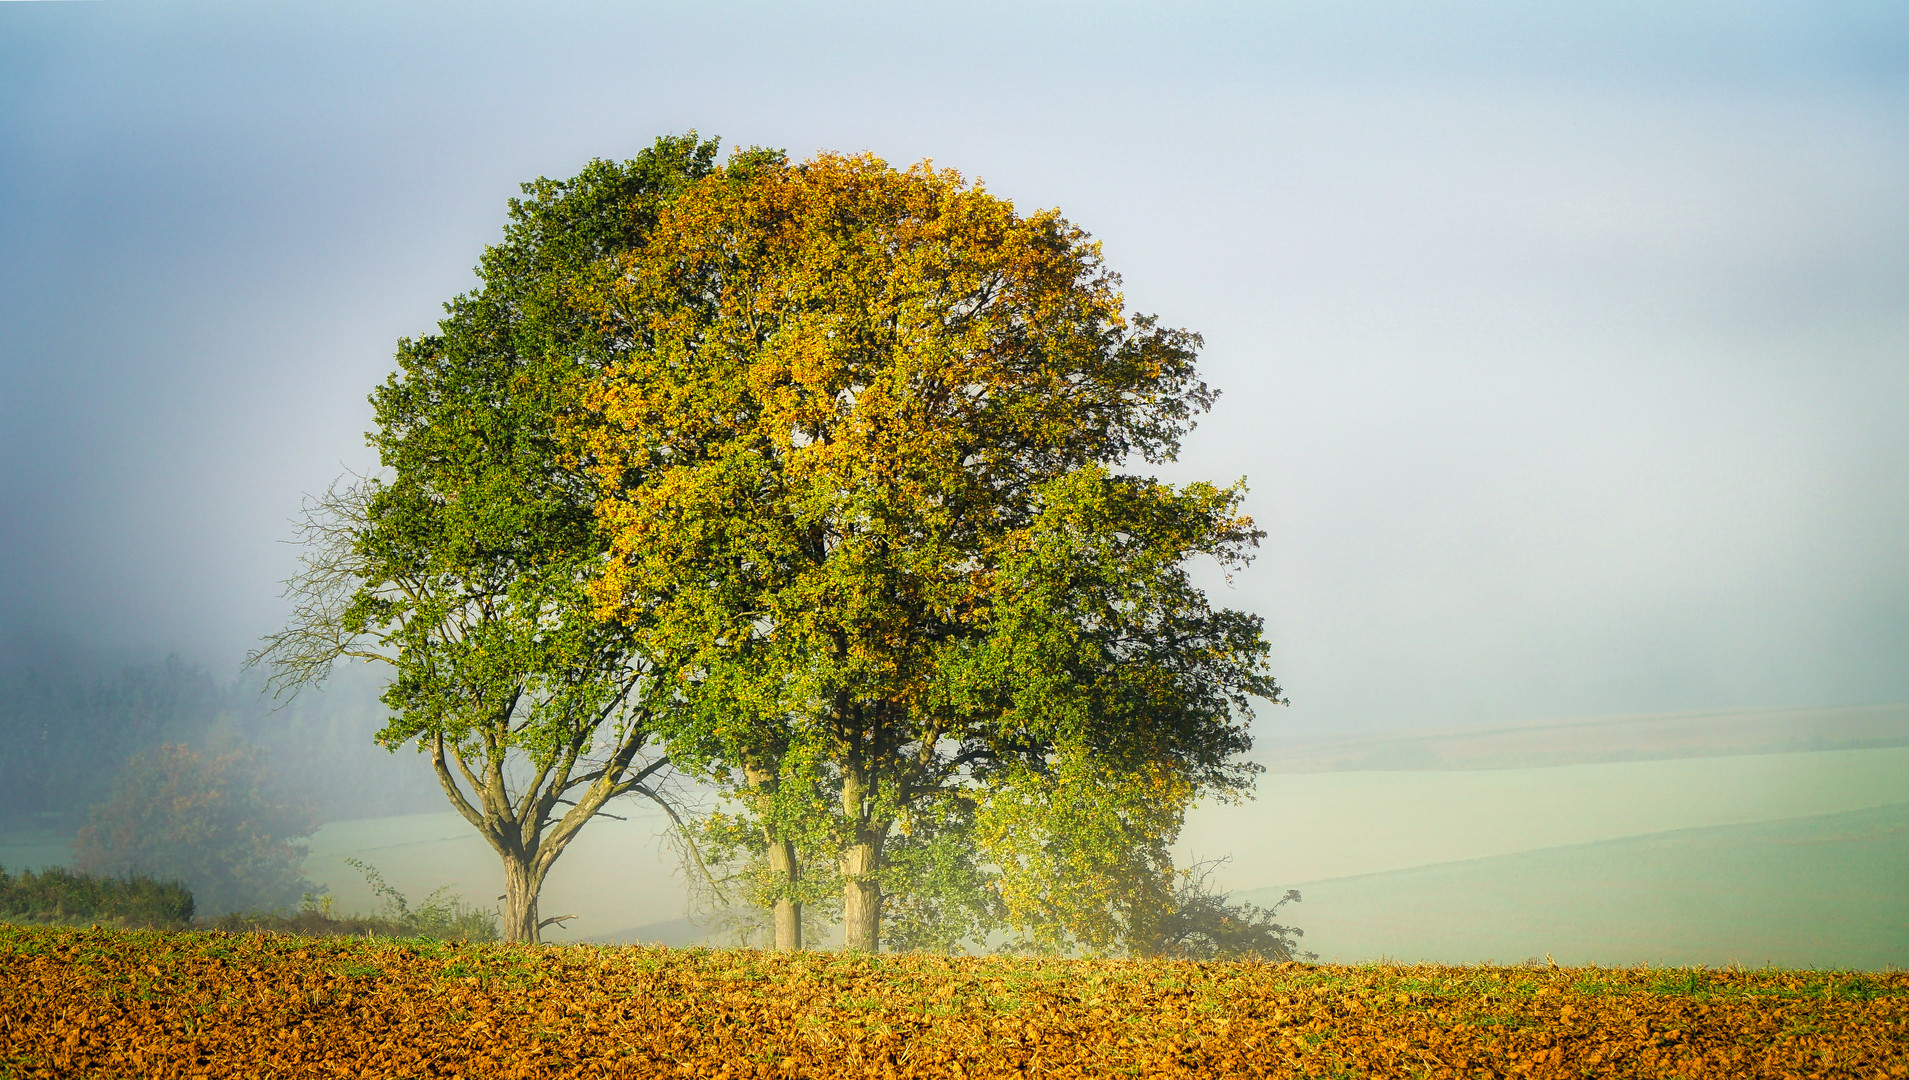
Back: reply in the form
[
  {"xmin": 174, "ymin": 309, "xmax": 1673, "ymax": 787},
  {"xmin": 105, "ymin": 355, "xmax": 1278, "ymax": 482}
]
[{"xmin": 3, "ymin": 925, "xmax": 1903, "ymax": 1079}]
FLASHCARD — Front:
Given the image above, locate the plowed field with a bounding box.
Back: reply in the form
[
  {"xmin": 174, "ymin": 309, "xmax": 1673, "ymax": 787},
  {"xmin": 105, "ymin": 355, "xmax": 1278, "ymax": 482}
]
[{"xmin": 2, "ymin": 924, "xmax": 1903, "ymax": 1078}]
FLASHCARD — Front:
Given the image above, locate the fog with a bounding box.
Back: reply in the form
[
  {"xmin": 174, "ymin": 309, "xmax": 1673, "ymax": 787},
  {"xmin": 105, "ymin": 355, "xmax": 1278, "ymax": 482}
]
[{"xmin": 2, "ymin": 2, "xmax": 1905, "ymax": 961}]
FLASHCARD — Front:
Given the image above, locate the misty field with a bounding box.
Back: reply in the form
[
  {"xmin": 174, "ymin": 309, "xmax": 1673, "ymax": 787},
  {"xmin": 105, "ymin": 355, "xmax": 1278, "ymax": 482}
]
[
  {"xmin": 4, "ymin": 924, "xmax": 1904, "ymax": 1079},
  {"xmin": 7, "ymin": 744, "xmax": 1907, "ymax": 963},
  {"xmin": 295, "ymin": 747, "xmax": 1909, "ymax": 959},
  {"xmin": 1241, "ymin": 801, "xmax": 1909, "ymax": 970}
]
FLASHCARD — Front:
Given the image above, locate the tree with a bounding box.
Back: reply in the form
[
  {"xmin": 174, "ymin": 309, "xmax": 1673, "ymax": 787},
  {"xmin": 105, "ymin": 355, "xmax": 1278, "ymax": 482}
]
[
  {"xmin": 581, "ymin": 152, "xmax": 1281, "ymax": 952},
  {"xmin": 73, "ymin": 743, "xmax": 318, "ymax": 917},
  {"xmin": 253, "ymin": 134, "xmax": 722, "ymax": 943}
]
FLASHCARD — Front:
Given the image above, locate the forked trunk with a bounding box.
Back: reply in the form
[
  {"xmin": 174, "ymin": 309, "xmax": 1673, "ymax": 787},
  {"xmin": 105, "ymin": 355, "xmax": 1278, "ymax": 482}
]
[
  {"xmin": 426, "ymin": 730, "xmax": 646, "ymax": 949},
  {"xmin": 841, "ymin": 832, "xmax": 883, "ymax": 952},
  {"xmin": 767, "ymin": 836, "xmax": 802, "ymax": 952}
]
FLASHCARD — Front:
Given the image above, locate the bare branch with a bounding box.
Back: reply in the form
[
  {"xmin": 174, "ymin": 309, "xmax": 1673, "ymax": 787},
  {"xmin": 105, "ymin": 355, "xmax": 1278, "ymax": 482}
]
[
  {"xmin": 622, "ymin": 781, "xmax": 727, "ymax": 905},
  {"xmin": 247, "ymin": 473, "xmax": 388, "ymax": 699}
]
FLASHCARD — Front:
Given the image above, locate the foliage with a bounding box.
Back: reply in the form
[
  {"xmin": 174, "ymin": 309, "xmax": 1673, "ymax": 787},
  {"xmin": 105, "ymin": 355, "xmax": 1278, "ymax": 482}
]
[
  {"xmin": 8, "ymin": 924, "xmax": 1907, "ymax": 1078},
  {"xmin": 692, "ymin": 808, "xmax": 842, "ymax": 949},
  {"xmin": 1131, "ymin": 860, "xmax": 1313, "ymax": 963},
  {"xmin": 875, "ymin": 796, "xmax": 1000, "ymax": 954},
  {"xmin": 251, "ymin": 134, "xmax": 724, "ymax": 942},
  {"xmin": 0, "ymin": 864, "xmax": 194, "ymax": 929},
  {"xmin": 582, "ymin": 149, "xmax": 1281, "ymax": 952},
  {"xmin": 341, "ymin": 857, "xmax": 499, "ymax": 941},
  {"xmin": 71, "ymin": 743, "xmax": 318, "ymax": 918},
  {"xmin": 975, "ymin": 755, "xmax": 1191, "ymax": 956},
  {"xmin": 696, "ymin": 794, "xmax": 998, "ymax": 954},
  {"xmin": 977, "ymin": 762, "xmax": 1311, "ymax": 962}
]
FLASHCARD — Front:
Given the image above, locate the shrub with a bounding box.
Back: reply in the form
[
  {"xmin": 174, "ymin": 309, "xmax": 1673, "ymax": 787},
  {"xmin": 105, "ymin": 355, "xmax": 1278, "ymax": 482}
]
[
  {"xmin": 342, "ymin": 858, "xmax": 499, "ymax": 940},
  {"xmin": 208, "ymin": 862, "xmax": 498, "ymax": 942},
  {"xmin": 0, "ymin": 863, "xmax": 194, "ymax": 928},
  {"xmin": 1130, "ymin": 860, "xmax": 1315, "ymax": 962}
]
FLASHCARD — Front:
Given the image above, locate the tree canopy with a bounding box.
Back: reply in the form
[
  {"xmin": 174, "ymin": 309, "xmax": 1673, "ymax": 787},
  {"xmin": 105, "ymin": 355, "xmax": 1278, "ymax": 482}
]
[
  {"xmin": 261, "ymin": 139, "xmax": 1282, "ymax": 953},
  {"xmin": 579, "ymin": 151, "xmax": 1282, "ymax": 952}
]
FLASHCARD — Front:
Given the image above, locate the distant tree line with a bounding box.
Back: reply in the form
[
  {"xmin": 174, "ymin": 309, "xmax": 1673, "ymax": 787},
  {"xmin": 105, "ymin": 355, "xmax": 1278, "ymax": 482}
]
[
  {"xmin": 0, "ymin": 652, "xmax": 223, "ymax": 827},
  {"xmin": 0, "ymin": 648, "xmax": 449, "ymax": 918},
  {"xmin": 0, "ymin": 648, "xmax": 439, "ymax": 831}
]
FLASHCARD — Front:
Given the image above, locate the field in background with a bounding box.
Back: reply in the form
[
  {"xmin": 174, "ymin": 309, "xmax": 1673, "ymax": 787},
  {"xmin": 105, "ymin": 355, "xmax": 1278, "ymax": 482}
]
[
  {"xmin": 287, "ymin": 742, "xmax": 1909, "ymax": 956},
  {"xmin": 1238, "ymin": 801, "xmax": 1909, "ymax": 969},
  {"xmin": 1256, "ymin": 702, "xmax": 1909, "ymax": 773},
  {"xmin": 5, "ymin": 924, "xmax": 1904, "ymax": 1079},
  {"xmin": 4, "ymin": 708, "xmax": 1907, "ymax": 963},
  {"xmin": 1183, "ymin": 710, "xmax": 1909, "ymax": 969},
  {"xmin": 1181, "ymin": 746, "xmax": 1909, "ymax": 890}
]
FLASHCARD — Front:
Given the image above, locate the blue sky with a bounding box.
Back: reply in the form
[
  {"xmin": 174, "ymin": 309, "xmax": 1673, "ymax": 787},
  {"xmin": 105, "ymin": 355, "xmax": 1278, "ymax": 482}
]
[{"xmin": 2, "ymin": 1, "xmax": 1905, "ymax": 736}]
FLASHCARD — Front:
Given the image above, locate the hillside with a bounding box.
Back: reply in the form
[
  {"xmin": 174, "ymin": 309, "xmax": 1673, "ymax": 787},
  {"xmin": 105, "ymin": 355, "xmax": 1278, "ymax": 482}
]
[
  {"xmin": 1239, "ymin": 801, "xmax": 1909, "ymax": 970},
  {"xmin": 1259, "ymin": 703, "xmax": 1909, "ymax": 773}
]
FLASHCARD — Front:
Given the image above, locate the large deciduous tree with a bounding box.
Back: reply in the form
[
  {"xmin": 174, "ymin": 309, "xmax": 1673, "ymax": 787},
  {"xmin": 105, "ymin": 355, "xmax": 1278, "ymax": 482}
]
[
  {"xmin": 581, "ymin": 152, "xmax": 1281, "ymax": 952},
  {"xmin": 254, "ymin": 135, "xmax": 720, "ymax": 943}
]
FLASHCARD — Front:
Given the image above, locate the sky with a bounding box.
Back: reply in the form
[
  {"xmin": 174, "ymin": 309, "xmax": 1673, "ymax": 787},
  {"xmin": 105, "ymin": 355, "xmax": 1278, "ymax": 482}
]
[{"xmin": 2, "ymin": 1, "xmax": 1905, "ymax": 740}]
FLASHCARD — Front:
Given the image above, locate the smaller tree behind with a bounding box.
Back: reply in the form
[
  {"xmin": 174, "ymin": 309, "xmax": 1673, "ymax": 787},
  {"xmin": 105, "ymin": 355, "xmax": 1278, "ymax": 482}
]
[{"xmin": 74, "ymin": 744, "xmax": 319, "ymax": 917}]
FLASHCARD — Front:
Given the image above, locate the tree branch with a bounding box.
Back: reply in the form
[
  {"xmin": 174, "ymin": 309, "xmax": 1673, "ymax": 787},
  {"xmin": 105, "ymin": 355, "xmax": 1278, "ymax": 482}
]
[{"xmin": 431, "ymin": 732, "xmax": 487, "ymax": 833}]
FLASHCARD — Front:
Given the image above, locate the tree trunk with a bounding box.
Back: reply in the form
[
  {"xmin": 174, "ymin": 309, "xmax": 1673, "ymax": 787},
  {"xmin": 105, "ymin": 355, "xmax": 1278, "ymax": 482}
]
[
  {"xmin": 744, "ymin": 762, "xmax": 802, "ymax": 952},
  {"xmin": 841, "ymin": 831, "xmax": 883, "ymax": 952},
  {"xmin": 501, "ymin": 852, "xmax": 542, "ymax": 944},
  {"xmin": 767, "ymin": 836, "xmax": 802, "ymax": 952}
]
